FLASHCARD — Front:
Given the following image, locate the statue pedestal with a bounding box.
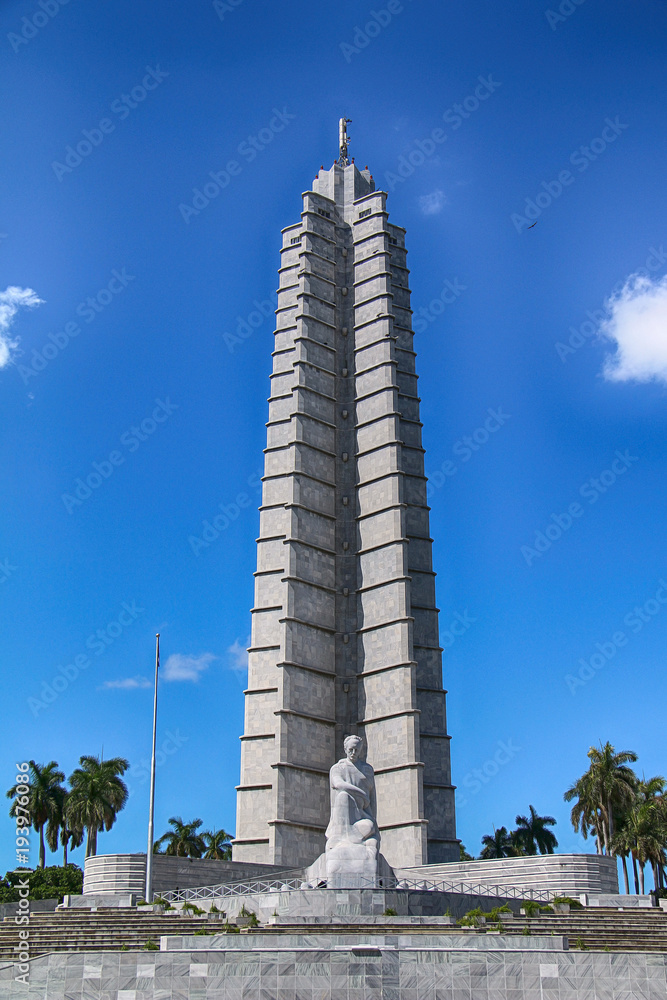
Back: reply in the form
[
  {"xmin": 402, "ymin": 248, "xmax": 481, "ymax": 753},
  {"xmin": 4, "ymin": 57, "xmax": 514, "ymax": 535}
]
[
  {"xmin": 326, "ymin": 842, "xmax": 378, "ymax": 889},
  {"xmin": 305, "ymin": 850, "xmax": 393, "ymax": 890}
]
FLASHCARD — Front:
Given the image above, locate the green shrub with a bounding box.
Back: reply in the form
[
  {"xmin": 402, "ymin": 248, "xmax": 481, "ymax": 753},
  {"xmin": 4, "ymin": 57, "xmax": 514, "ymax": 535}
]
[
  {"xmin": 539, "ymin": 904, "xmax": 554, "ymax": 914},
  {"xmin": 520, "ymin": 900, "xmax": 540, "ymax": 917},
  {"xmin": 182, "ymin": 902, "xmax": 205, "ymax": 916},
  {"xmin": 238, "ymin": 905, "xmax": 259, "ymax": 926},
  {"xmin": 194, "ymin": 928, "xmax": 210, "ymax": 936},
  {"xmin": 552, "ymin": 895, "xmax": 583, "ymax": 909},
  {"xmin": 458, "ymin": 907, "xmax": 485, "ymax": 927},
  {"xmin": 574, "ymin": 937, "xmax": 587, "ymax": 950},
  {"xmin": 143, "ymin": 939, "xmax": 159, "ymax": 951},
  {"xmin": 223, "ymin": 922, "xmax": 240, "ymax": 933},
  {"xmin": 0, "ymin": 865, "xmax": 83, "ymax": 903},
  {"xmin": 521, "ymin": 926, "xmax": 531, "ymax": 936},
  {"xmin": 383, "ymin": 907, "xmax": 397, "ymax": 916}
]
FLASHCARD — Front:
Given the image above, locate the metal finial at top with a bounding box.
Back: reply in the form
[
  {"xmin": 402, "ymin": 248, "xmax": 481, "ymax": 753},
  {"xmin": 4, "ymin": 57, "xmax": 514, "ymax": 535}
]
[{"xmin": 339, "ymin": 117, "xmax": 352, "ymax": 166}]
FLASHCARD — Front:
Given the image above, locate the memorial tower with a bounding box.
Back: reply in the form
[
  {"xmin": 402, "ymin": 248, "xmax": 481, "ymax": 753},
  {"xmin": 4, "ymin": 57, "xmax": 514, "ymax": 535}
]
[{"xmin": 233, "ymin": 120, "xmax": 458, "ymax": 870}]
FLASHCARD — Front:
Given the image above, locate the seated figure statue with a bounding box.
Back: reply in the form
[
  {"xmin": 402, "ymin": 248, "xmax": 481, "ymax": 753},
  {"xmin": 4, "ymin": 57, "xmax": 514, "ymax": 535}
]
[{"xmin": 324, "ymin": 734, "xmax": 380, "ymax": 887}]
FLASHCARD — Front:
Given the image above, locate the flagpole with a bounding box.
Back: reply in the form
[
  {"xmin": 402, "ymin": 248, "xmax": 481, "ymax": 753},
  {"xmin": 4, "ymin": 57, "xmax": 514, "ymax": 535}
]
[{"xmin": 145, "ymin": 633, "xmax": 159, "ymax": 903}]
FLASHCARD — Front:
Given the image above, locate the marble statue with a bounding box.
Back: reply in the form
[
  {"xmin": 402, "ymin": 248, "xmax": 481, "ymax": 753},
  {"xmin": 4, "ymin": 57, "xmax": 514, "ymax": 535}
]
[{"xmin": 324, "ymin": 735, "xmax": 380, "ymax": 886}]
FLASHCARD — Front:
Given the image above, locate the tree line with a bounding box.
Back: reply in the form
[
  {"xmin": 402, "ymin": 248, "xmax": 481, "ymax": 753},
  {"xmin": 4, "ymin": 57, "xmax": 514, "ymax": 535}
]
[
  {"xmin": 467, "ymin": 742, "xmax": 666, "ymax": 894},
  {"xmin": 152, "ymin": 816, "xmax": 233, "ymax": 859},
  {"xmin": 6, "ymin": 756, "xmax": 129, "ymax": 867},
  {"xmin": 564, "ymin": 741, "xmax": 666, "ymax": 893},
  {"xmin": 469, "ymin": 803, "xmax": 558, "ymax": 860},
  {"xmin": 9, "ymin": 742, "xmax": 665, "ymax": 894},
  {"xmin": 5, "ymin": 759, "xmax": 233, "ymax": 868}
]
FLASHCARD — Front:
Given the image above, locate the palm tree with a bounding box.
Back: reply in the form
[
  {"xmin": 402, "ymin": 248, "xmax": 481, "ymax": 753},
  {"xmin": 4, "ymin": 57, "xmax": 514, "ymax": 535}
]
[
  {"xmin": 65, "ymin": 755, "xmax": 129, "ymax": 858},
  {"xmin": 610, "ymin": 809, "xmax": 632, "ymax": 894},
  {"xmin": 564, "ymin": 772, "xmax": 605, "ymax": 854},
  {"xmin": 201, "ymin": 828, "xmax": 233, "ymax": 860},
  {"xmin": 480, "ymin": 826, "xmax": 518, "ymax": 859},
  {"xmin": 45, "ymin": 784, "xmax": 83, "ymax": 866},
  {"xmin": 47, "ymin": 793, "xmax": 84, "ymax": 867},
  {"xmin": 631, "ymin": 778, "xmax": 667, "ymax": 893},
  {"xmin": 514, "ymin": 805, "xmax": 558, "ymax": 855},
  {"xmin": 154, "ymin": 817, "xmax": 205, "ymax": 857},
  {"xmin": 623, "ymin": 803, "xmax": 660, "ymax": 894},
  {"xmin": 587, "ymin": 742, "xmax": 638, "ymax": 851},
  {"xmin": 564, "ymin": 743, "xmax": 637, "ymax": 855},
  {"xmin": 6, "ymin": 761, "xmax": 66, "ymax": 868}
]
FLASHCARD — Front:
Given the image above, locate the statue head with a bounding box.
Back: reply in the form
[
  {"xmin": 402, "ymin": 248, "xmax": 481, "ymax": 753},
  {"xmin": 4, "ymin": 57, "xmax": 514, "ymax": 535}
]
[{"xmin": 343, "ymin": 734, "xmax": 363, "ymax": 762}]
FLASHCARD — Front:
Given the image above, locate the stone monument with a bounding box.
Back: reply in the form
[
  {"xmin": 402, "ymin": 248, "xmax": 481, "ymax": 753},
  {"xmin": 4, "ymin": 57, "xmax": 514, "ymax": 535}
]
[
  {"xmin": 304, "ymin": 734, "xmax": 385, "ymax": 887},
  {"xmin": 234, "ymin": 119, "xmax": 458, "ymax": 870}
]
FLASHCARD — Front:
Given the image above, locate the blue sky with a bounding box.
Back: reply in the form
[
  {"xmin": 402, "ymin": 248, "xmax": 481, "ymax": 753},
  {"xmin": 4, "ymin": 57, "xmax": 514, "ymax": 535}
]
[{"xmin": 2, "ymin": 0, "xmax": 666, "ymax": 883}]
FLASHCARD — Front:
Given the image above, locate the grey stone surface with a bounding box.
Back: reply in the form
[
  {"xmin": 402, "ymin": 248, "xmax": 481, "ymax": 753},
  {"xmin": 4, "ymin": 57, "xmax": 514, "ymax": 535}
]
[
  {"xmin": 235, "ymin": 153, "xmax": 457, "ymax": 871},
  {"xmin": 4, "ymin": 940, "xmax": 665, "ymax": 999},
  {"xmin": 584, "ymin": 892, "xmax": 654, "ymax": 907},
  {"xmin": 190, "ymin": 887, "xmax": 542, "ymax": 923},
  {"xmin": 0, "ymin": 899, "xmax": 57, "ymax": 919}
]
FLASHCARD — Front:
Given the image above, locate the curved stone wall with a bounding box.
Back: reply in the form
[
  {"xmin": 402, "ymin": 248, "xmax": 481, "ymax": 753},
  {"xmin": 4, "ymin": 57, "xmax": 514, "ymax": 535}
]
[
  {"xmin": 398, "ymin": 853, "xmax": 619, "ymax": 895},
  {"xmin": 83, "ymin": 854, "xmax": 291, "ymax": 896}
]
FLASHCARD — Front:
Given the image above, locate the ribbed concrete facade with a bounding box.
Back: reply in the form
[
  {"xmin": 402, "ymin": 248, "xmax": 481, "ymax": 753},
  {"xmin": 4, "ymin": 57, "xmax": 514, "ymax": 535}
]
[
  {"xmin": 234, "ymin": 156, "xmax": 457, "ymax": 870},
  {"xmin": 398, "ymin": 854, "xmax": 620, "ymax": 896}
]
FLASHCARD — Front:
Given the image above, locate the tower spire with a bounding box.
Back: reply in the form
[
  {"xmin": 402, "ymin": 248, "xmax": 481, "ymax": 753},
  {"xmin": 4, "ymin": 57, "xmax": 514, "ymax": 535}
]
[{"xmin": 338, "ymin": 117, "xmax": 352, "ymax": 166}]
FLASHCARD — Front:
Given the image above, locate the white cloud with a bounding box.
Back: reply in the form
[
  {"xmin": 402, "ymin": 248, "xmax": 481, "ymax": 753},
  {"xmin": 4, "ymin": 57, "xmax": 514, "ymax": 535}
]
[
  {"xmin": 162, "ymin": 651, "xmax": 217, "ymax": 682},
  {"xmin": 228, "ymin": 638, "xmax": 249, "ymax": 673},
  {"xmin": 101, "ymin": 675, "xmax": 152, "ymax": 690},
  {"xmin": 601, "ymin": 274, "xmax": 667, "ymax": 385},
  {"xmin": 0, "ymin": 286, "xmax": 44, "ymax": 368},
  {"xmin": 418, "ymin": 189, "xmax": 447, "ymax": 216}
]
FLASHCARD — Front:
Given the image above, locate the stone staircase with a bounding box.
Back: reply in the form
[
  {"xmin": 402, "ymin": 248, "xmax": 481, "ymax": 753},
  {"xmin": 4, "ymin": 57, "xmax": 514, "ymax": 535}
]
[
  {"xmin": 260, "ymin": 907, "xmax": 667, "ymax": 953},
  {"xmin": 0, "ymin": 908, "xmax": 213, "ymax": 959},
  {"xmin": 1, "ymin": 904, "xmax": 666, "ymax": 958},
  {"xmin": 508, "ymin": 908, "xmax": 667, "ymax": 952}
]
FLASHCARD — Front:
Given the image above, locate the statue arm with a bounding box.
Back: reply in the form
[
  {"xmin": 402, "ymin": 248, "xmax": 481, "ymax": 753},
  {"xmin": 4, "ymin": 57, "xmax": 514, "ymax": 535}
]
[{"xmin": 331, "ymin": 773, "xmax": 364, "ymax": 796}]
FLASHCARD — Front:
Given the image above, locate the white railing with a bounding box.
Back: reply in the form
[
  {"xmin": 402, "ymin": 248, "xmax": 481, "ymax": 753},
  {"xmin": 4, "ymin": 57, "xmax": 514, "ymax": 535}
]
[{"xmin": 156, "ymin": 875, "xmax": 554, "ymax": 904}]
